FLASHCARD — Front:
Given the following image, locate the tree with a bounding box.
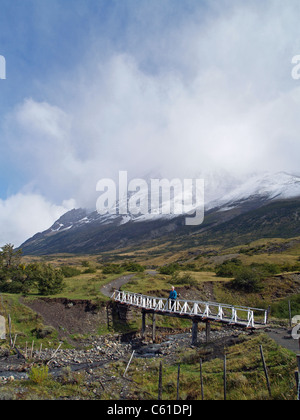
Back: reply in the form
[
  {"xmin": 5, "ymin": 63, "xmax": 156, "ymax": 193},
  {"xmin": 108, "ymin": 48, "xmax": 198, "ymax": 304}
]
[
  {"xmin": 0, "ymin": 245, "xmax": 66, "ymax": 296},
  {"xmin": 230, "ymin": 267, "xmax": 262, "ymax": 293},
  {"xmin": 0, "ymin": 244, "xmax": 24, "ymax": 293},
  {"xmin": 27, "ymin": 263, "xmax": 65, "ymax": 296},
  {"xmin": 0, "ymin": 244, "xmax": 22, "ymax": 269}
]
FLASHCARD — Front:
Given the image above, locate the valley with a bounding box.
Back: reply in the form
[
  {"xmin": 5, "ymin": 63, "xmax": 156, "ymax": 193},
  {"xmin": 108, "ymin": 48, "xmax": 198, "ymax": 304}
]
[{"xmin": 1, "ymin": 232, "xmax": 300, "ymax": 400}]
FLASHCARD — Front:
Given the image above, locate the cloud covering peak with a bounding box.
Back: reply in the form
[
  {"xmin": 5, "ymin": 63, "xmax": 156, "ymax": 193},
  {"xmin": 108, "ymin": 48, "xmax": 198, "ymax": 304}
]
[{"xmin": 1, "ymin": 0, "xmax": 300, "ymax": 245}]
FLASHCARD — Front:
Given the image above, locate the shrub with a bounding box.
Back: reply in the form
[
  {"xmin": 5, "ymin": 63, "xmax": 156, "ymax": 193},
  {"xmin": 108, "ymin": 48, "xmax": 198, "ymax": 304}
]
[
  {"xmin": 172, "ymin": 272, "xmax": 198, "ymax": 287},
  {"xmin": 230, "ymin": 267, "xmax": 262, "ymax": 293},
  {"xmin": 60, "ymin": 266, "xmax": 81, "ymax": 278},
  {"xmin": 159, "ymin": 263, "xmax": 180, "ymax": 275},
  {"xmin": 102, "ymin": 264, "xmax": 123, "ymax": 275},
  {"xmin": 83, "ymin": 267, "xmax": 97, "ymax": 274},
  {"xmin": 215, "ymin": 259, "xmax": 242, "ymax": 278},
  {"xmin": 29, "ymin": 365, "xmax": 49, "ymax": 384},
  {"xmin": 271, "ymin": 294, "xmax": 300, "ymax": 319},
  {"xmin": 81, "ymin": 261, "xmax": 90, "ymax": 268},
  {"xmin": 121, "ymin": 262, "xmax": 145, "ymax": 272},
  {"xmin": 27, "ymin": 263, "xmax": 65, "ymax": 295}
]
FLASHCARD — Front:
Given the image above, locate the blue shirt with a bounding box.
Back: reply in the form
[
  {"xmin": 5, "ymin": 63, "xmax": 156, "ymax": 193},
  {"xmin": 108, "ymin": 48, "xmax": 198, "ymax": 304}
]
[{"xmin": 169, "ymin": 290, "xmax": 177, "ymax": 300}]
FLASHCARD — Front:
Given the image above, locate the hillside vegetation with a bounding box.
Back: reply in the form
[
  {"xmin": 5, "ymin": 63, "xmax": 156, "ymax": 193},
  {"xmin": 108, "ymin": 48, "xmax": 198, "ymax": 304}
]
[{"xmin": 1, "ymin": 235, "xmax": 300, "ymax": 400}]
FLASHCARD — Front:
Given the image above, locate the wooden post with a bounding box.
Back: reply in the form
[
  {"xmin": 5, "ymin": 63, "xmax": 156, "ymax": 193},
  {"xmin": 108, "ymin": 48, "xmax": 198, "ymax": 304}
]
[
  {"xmin": 192, "ymin": 320, "xmax": 198, "ymax": 345},
  {"xmin": 46, "ymin": 343, "xmax": 62, "ymax": 366},
  {"xmin": 8, "ymin": 314, "xmax": 12, "ymax": 347},
  {"xmin": 142, "ymin": 310, "xmax": 146, "ymax": 339},
  {"xmin": 200, "ymin": 358, "xmax": 204, "ymax": 401},
  {"xmin": 296, "ymin": 355, "xmax": 300, "ymax": 400},
  {"xmin": 152, "ymin": 313, "xmax": 156, "ymax": 343},
  {"xmin": 13, "ymin": 334, "xmax": 17, "ymax": 349},
  {"xmin": 295, "ymin": 371, "xmax": 299, "ymax": 400},
  {"xmin": 30, "ymin": 341, "xmax": 34, "ymax": 358},
  {"xmin": 158, "ymin": 361, "xmax": 163, "ymax": 400},
  {"xmin": 205, "ymin": 321, "xmax": 211, "ymax": 344},
  {"xmin": 123, "ymin": 350, "xmax": 135, "ymax": 378},
  {"xmin": 177, "ymin": 364, "xmax": 180, "ymax": 400},
  {"xmin": 224, "ymin": 353, "xmax": 227, "ymax": 401},
  {"xmin": 260, "ymin": 345, "xmax": 272, "ymax": 398},
  {"xmin": 289, "ymin": 300, "xmax": 292, "ymax": 328}
]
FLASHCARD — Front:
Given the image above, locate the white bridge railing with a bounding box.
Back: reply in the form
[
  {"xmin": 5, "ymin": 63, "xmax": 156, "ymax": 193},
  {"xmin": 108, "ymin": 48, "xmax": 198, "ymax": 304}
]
[{"xmin": 112, "ymin": 290, "xmax": 268, "ymax": 328}]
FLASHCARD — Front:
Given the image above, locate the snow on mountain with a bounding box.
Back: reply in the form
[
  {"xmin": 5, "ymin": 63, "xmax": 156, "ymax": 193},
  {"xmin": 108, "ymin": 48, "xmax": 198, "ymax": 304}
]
[
  {"xmin": 46, "ymin": 171, "xmax": 300, "ymax": 234},
  {"xmin": 206, "ymin": 172, "xmax": 300, "ymax": 211}
]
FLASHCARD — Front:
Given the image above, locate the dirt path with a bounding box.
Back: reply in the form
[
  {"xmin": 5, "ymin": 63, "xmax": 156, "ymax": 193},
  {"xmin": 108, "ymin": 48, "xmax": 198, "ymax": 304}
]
[
  {"xmin": 100, "ymin": 270, "xmax": 158, "ymax": 298},
  {"xmin": 100, "ymin": 274, "xmax": 136, "ymax": 298}
]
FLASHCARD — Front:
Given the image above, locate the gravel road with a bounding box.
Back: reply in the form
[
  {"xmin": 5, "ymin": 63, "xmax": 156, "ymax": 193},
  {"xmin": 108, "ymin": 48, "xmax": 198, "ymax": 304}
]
[{"xmin": 100, "ymin": 274, "xmax": 136, "ymax": 298}]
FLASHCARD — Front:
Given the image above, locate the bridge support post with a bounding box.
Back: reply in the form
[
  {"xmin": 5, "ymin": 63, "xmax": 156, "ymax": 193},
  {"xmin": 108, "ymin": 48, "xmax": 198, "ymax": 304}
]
[
  {"xmin": 192, "ymin": 320, "xmax": 198, "ymax": 346},
  {"xmin": 142, "ymin": 310, "xmax": 146, "ymax": 339},
  {"xmin": 205, "ymin": 321, "xmax": 211, "ymax": 344},
  {"xmin": 152, "ymin": 313, "xmax": 156, "ymax": 343}
]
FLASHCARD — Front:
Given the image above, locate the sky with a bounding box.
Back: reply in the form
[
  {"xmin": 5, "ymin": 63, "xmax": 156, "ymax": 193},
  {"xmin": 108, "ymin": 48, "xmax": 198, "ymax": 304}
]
[{"xmin": 1, "ymin": 0, "xmax": 300, "ymax": 246}]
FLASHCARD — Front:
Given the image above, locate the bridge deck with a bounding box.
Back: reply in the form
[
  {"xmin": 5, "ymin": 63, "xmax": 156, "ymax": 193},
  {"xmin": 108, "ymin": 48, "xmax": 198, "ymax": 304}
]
[{"xmin": 112, "ymin": 290, "xmax": 268, "ymax": 329}]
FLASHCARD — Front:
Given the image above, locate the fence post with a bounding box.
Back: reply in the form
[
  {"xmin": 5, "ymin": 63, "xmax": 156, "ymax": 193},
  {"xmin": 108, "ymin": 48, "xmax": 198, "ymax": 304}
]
[
  {"xmin": 8, "ymin": 314, "xmax": 13, "ymax": 347},
  {"xmin": 224, "ymin": 353, "xmax": 227, "ymax": 401},
  {"xmin": 289, "ymin": 301, "xmax": 292, "ymax": 328},
  {"xmin": 260, "ymin": 345, "xmax": 272, "ymax": 398},
  {"xmin": 199, "ymin": 358, "xmax": 204, "ymax": 400},
  {"xmin": 296, "ymin": 355, "xmax": 300, "ymax": 400},
  {"xmin": 177, "ymin": 364, "xmax": 180, "ymax": 400},
  {"xmin": 158, "ymin": 361, "xmax": 163, "ymax": 400},
  {"xmin": 123, "ymin": 350, "xmax": 135, "ymax": 378}
]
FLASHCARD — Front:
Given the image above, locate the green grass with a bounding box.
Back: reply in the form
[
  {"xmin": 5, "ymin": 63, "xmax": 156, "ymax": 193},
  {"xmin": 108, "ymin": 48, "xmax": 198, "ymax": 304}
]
[
  {"xmin": 0, "ymin": 294, "xmax": 60, "ymax": 349},
  {"xmin": 117, "ymin": 333, "xmax": 297, "ymax": 400}
]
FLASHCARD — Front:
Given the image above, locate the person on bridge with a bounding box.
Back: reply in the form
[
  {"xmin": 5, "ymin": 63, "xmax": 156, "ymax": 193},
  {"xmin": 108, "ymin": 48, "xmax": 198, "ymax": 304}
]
[{"xmin": 169, "ymin": 286, "xmax": 177, "ymax": 310}]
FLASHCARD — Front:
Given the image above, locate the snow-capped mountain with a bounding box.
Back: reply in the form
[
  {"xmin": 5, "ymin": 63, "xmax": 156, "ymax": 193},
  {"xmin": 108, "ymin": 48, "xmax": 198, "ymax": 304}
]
[
  {"xmin": 20, "ymin": 171, "xmax": 300, "ymax": 255},
  {"xmin": 207, "ymin": 172, "xmax": 300, "ymax": 211}
]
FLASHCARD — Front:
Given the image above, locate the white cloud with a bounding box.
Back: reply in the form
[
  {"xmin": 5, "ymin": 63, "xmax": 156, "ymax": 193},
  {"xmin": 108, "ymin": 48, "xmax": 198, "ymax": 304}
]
[
  {"xmin": 0, "ymin": 193, "xmax": 76, "ymax": 247},
  {"xmin": 2, "ymin": 0, "xmax": 300, "ymax": 246}
]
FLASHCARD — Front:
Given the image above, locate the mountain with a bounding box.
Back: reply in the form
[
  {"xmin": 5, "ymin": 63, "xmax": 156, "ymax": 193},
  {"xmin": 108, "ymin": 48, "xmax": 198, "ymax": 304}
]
[
  {"xmin": 207, "ymin": 172, "xmax": 300, "ymax": 211},
  {"xmin": 20, "ymin": 172, "xmax": 300, "ymax": 255}
]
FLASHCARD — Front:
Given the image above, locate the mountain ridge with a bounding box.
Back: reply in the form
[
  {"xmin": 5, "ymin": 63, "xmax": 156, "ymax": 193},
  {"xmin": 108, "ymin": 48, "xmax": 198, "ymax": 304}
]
[{"xmin": 20, "ymin": 172, "xmax": 300, "ymax": 255}]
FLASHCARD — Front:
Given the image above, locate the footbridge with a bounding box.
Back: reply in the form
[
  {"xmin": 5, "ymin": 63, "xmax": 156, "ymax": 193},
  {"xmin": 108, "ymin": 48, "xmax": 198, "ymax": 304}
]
[{"xmin": 112, "ymin": 290, "xmax": 269, "ymax": 344}]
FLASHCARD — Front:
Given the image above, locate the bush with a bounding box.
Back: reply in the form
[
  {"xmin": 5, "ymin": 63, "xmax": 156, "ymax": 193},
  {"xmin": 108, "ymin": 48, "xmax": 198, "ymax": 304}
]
[
  {"xmin": 81, "ymin": 261, "xmax": 90, "ymax": 268},
  {"xmin": 215, "ymin": 259, "xmax": 242, "ymax": 278},
  {"xmin": 121, "ymin": 262, "xmax": 145, "ymax": 273},
  {"xmin": 172, "ymin": 272, "xmax": 198, "ymax": 287},
  {"xmin": 249, "ymin": 262, "xmax": 280, "ymax": 277},
  {"xmin": 60, "ymin": 266, "xmax": 81, "ymax": 278},
  {"xmin": 29, "ymin": 365, "xmax": 49, "ymax": 384},
  {"xmin": 83, "ymin": 267, "xmax": 97, "ymax": 274},
  {"xmin": 102, "ymin": 264, "xmax": 123, "ymax": 275},
  {"xmin": 230, "ymin": 267, "xmax": 262, "ymax": 293},
  {"xmin": 27, "ymin": 263, "xmax": 65, "ymax": 296},
  {"xmin": 33, "ymin": 326, "xmax": 56, "ymax": 339},
  {"xmin": 271, "ymin": 294, "xmax": 300, "ymax": 319},
  {"xmin": 159, "ymin": 263, "xmax": 180, "ymax": 275}
]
